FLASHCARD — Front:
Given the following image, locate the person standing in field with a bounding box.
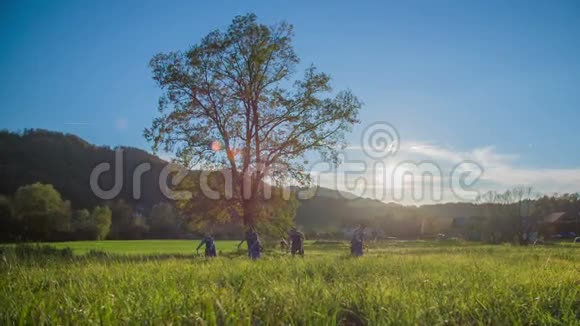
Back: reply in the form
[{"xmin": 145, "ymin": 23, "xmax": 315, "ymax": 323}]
[
  {"xmin": 196, "ymin": 234, "xmax": 217, "ymax": 257},
  {"xmin": 350, "ymin": 224, "xmax": 366, "ymax": 257},
  {"xmin": 288, "ymin": 227, "xmax": 305, "ymax": 257},
  {"xmin": 238, "ymin": 227, "xmax": 261, "ymax": 259}
]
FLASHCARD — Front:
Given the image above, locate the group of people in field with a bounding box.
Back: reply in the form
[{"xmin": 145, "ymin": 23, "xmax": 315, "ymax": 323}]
[{"xmin": 196, "ymin": 224, "xmax": 367, "ymax": 259}]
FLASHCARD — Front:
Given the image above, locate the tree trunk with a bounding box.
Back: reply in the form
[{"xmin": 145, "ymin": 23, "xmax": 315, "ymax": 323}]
[{"xmin": 241, "ymin": 198, "xmax": 256, "ymax": 228}]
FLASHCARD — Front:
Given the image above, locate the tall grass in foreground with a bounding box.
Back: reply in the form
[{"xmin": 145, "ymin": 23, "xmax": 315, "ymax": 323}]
[{"xmin": 0, "ymin": 243, "xmax": 579, "ymax": 325}]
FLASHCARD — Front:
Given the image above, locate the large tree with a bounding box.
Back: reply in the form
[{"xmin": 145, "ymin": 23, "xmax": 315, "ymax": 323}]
[
  {"xmin": 12, "ymin": 183, "xmax": 70, "ymax": 241},
  {"xmin": 146, "ymin": 14, "xmax": 361, "ymax": 227}
]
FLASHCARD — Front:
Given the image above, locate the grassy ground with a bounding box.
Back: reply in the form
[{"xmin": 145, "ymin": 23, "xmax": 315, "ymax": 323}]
[
  {"xmin": 46, "ymin": 239, "xmax": 244, "ymax": 255},
  {"xmin": 1, "ymin": 240, "xmax": 578, "ymax": 325}
]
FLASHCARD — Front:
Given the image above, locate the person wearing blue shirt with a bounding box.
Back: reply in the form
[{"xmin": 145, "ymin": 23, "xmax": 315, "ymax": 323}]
[
  {"xmin": 238, "ymin": 227, "xmax": 261, "ymax": 259},
  {"xmin": 197, "ymin": 234, "xmax": 217, "ymax": 257}
]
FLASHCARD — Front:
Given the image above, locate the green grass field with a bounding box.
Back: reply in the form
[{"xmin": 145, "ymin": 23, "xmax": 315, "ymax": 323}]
[
  {"xmin": 47, "ymin": 239, "xmax": 244, "ymax": 255},
  {"xmin": 1, "ymin": 240, "xmax": 579, "ymax": 325}
]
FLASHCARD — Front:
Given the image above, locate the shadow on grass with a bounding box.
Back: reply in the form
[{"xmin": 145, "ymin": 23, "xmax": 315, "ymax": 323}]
[
  {"xmin": 0, "ymin": 244, "xmax": 259, "ymax": 266},
  {"xmin": 0, "ymin": 243, "xmax": 73, "ymax": 259},
  {"xmin": 0, "ymin": 243, "xmax": 322, "ymax": 266}
]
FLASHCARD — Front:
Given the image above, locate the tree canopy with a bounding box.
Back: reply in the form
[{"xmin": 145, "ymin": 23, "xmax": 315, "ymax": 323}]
[
  {"xmin": 13, "ymin": 183, "xmax": 70, "ymax": 241},
  {"xmin": 145, "ymin": 13, "xmax": 362, "ymax": 227}
]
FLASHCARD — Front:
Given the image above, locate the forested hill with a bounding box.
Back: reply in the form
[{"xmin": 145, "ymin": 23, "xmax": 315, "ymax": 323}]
[
  {"xmin": 0, "ymin": 129, "xmax": 492, "ymax": 235},
  {"xmin": 0, "ymin": 129, "xmax": 170, "ymax": 211}
]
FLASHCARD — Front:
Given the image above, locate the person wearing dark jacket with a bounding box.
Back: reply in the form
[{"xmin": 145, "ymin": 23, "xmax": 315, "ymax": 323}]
[
  {"xmin": 197, "ymin": 235, "xmax": 217, "ymax": 257},
  {"xmin": 238, "ymin": 228, "xmax": 261, "ymax": 259},
  {"xmin": 350, "ymin": 225, "xmax": 365, "ymax": 257},
  {"xmin": 288, "ymin": 227, "xmax": 305, "ymax": 257}
]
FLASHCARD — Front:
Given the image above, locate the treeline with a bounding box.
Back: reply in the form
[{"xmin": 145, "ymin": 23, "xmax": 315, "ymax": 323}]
[
  {"xmin": 0, "ymin": 130, "xmax": 290, "ymax": 241},
  {"xmin": 1, "ymin": 129, "xmax": 578, "ymax": 242},
  {"xmin": 297, "ymin": 188, "xmax": 580, "ymax": 240},
  {"xmin": 0, "ymin": 183, "xmax": 184, "ymax": 242}
]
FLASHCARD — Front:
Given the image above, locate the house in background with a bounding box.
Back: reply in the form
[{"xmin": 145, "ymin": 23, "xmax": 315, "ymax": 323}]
[{"xmin": 541, "ymin": 212, "xmax": 579, "ymax": 238}]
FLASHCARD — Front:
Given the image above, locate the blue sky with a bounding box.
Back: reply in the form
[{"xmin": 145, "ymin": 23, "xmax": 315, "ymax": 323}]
[{"xmin": 1, "ymin": 0, "xmax": 579, "ymax": 202}]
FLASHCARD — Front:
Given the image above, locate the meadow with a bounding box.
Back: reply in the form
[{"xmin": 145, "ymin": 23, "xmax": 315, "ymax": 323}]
[{"xmin": 1, "ymin": 240, "xmax": 579, "ymax": 325}]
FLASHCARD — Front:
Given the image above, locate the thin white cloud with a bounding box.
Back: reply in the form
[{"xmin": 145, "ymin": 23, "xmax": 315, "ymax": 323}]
[
  {"xmin": 315, "ymin": 140, "xmax": 580, "ymax": 204},
  {"xmin": 395, "ymin": 141, "xmax": 580, "ymax": 195}
]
